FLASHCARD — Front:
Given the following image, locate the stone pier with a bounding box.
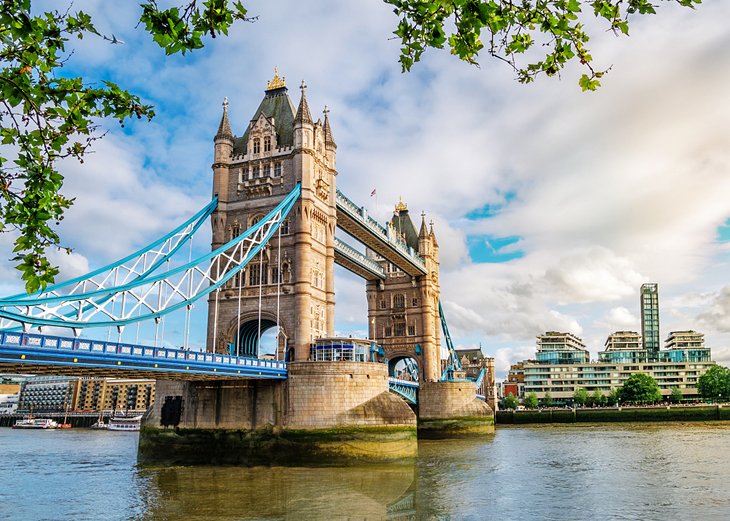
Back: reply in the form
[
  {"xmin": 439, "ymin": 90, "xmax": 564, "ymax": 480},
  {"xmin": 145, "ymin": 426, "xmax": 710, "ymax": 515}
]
[
  {"xmin": 416, "ymin": 381, "xmax": 494, "ymax": 438},
  {"xmin": 138, "ymin": 361, "xmax": 417, "ymax": 466}
]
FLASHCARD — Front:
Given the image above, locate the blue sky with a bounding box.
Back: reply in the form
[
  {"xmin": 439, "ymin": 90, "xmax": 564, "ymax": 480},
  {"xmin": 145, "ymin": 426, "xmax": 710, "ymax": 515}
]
[{"xmin": 3, "ymin": 1, "xmax": 730, "ymax": 378}]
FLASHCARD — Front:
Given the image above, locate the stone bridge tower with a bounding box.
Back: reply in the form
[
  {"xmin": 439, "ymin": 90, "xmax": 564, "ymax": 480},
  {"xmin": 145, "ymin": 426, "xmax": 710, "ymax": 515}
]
[
  {"xmin": 206, "ymin": 70, "xmax": 337, "ymax": 361},
  {"xmin": 366, "ymin": 201, "xmax": 441, "ymax": 382}
]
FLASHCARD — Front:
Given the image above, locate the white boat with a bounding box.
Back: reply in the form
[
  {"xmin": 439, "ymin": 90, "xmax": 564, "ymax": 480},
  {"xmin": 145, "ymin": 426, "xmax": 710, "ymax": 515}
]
[
  {"xmin": 13, "ymin": 418, "xmax": 58, "ymax": 429},
  {"xmin": 108, "ymin": 413, "xmax": 142, "ymax": 432},
  {"xmin": 90, "ymin": 420, "xmax": 108, "ymax": 430}
]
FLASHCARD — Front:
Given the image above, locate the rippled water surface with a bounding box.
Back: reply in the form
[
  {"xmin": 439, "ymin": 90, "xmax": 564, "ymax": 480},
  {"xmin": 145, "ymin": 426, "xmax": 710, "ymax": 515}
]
[{"xmin": 1, "ymin": 423, "xmax": 729, "ymax": 520}]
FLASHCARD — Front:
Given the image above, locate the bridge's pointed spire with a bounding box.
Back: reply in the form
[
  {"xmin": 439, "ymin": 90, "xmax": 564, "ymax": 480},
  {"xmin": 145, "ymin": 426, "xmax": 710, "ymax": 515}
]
[
  {"xmin": 323, "ymin": 105, "xmax": 337, "ymax": 149},
  {"xmin": 295, "ymin": 80, "xmax": 312, "ymax": 125},
  {"xmin": 215, "ymin": 97, "xmax": 234, "ymax": 141},
  {"xmin": 419, "ymin": 211, "xmax": 428, "ymax": 240},
  {"xmin": 429, "ymin": 220, "xmax": 439, "ymax": 247}
]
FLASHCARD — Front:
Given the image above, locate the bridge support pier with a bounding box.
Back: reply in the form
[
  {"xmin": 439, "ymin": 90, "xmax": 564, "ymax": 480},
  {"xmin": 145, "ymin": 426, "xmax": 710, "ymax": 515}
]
[
  {"xmin": 416, "ymin": 381, "xmax": 494, "ymax": 438},
  {"xmin": 138, "ymin": 362, "xmax": 417, "ymax": 466}
]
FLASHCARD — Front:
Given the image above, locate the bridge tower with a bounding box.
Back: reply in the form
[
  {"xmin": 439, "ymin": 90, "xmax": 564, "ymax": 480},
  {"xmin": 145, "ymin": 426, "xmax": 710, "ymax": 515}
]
[
  {"xmin": 206, "ymin": 70, "xmax": 337, "ymax": 361},
  {"xmin": 366, "ymin": 202, "xmax": 441, "ymax": 381}
]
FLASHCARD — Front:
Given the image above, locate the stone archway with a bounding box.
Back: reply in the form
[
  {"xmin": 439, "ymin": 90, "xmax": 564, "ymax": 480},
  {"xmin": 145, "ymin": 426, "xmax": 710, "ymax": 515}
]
[{"xmin": 388, "ymin": 353, "xmax": 421, "ymax": 381}]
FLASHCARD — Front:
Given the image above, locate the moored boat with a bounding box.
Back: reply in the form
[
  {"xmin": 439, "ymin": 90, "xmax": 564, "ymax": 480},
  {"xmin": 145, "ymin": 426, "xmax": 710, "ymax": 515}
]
[
  {"xmin": 13, "ymin": 418, "xmax": 58, "ymax": 429},
  {"xmin": 90, "ymin": 419, "xmax": 108, "ymax": 430},
  {"xmin": 108, "ymin": 413, "xmax": 142, "ymax": 432}
]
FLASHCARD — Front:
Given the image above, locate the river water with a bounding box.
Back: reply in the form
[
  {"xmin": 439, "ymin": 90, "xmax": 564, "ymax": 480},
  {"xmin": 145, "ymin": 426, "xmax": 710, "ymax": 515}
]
[{"xmin": 1, "ymin": 423, "xmax": 729, "ymax": 520}]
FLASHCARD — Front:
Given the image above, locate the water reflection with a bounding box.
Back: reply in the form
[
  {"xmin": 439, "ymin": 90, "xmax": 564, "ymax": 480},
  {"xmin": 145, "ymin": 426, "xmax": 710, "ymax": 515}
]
[
  {"xmin": 5, "ymin": 424, "xmax": 729, "ymax": 520},
  {"xmin": 137, "ymin": 464, "xmax": 417, "ymax": 521}
]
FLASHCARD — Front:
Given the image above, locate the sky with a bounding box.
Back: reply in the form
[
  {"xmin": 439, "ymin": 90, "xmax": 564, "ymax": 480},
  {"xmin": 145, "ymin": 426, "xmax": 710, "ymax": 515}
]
[{"xmin": 3, "ymin": 0, "xmax": 730, "ymax": 379}]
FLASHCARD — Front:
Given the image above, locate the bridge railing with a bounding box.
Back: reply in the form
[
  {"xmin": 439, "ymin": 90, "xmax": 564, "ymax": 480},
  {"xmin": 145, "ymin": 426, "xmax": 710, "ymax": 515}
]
[
  {"xmin": 0, "ymin": 331, "xmax": 287, "ymax": 372},
  {"xmin": 335, "ymin": 190, "xmax": 426, "ymax": 269},
  {"xmin": 388, "ymin": 377, "xmax": 419, "ymax": 404}
]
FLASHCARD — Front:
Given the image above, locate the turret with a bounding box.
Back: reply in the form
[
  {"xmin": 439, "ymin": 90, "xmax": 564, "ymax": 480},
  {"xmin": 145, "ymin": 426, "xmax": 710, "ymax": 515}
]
[
  {"xmin": 418, "ymin": 211, "xmax": 430, "ymax": 257},
  {"xmin": 323, "ymin": 105, "xmax": 337, "ymax": 166},
  {"xmin": 429, "ymin": 220, "xmax": 439, "ymax": 264},
  {"xmin": 294, "ymin": 80, "xmax": 313, "ymax": 149},
  {"xmin": 212, "ymin": 97, "xmax": 234, "ymax": 202}
]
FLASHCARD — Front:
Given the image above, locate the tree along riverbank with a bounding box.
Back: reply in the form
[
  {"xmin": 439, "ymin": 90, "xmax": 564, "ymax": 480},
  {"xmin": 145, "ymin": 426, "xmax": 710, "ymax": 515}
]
[{"xmin": 496, "ymin": 404, "xmax": 730, "ymax": 424}]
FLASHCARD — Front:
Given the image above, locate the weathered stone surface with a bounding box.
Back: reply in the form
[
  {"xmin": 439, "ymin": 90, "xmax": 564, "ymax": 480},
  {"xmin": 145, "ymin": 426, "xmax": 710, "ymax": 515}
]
[
  {"xmin": 139, "ymin": 363, "xmax": 417, "ymax": 465},
  {"xmin": 416, "ymin": 381, "xmax": 494, "ymax": 437}
]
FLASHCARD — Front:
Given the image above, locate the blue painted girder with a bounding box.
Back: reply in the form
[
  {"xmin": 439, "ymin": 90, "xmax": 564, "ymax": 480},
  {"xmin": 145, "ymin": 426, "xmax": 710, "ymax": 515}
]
[{"xmin": 0, "ymin": 331, "xmax": 287, "ymax": 380}]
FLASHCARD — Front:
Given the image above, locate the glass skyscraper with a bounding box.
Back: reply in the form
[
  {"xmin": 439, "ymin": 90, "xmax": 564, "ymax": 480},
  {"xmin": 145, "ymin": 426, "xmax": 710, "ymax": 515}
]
[{"xmin": 640, "ymin": 283, "xmax": 660, "ymax": 357}]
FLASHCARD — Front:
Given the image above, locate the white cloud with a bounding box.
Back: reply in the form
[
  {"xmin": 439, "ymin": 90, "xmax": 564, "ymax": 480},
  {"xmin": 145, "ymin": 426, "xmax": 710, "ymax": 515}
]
[{"xmin": 697, "ymin": 286, "xmax": 730, "ymax": 334}]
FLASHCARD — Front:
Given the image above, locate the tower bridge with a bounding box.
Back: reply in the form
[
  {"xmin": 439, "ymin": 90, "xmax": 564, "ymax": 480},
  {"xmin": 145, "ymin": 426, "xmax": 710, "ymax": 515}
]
[{"xmin": 0, "ymin": 70, "xmax": 493, "ymax": 465}]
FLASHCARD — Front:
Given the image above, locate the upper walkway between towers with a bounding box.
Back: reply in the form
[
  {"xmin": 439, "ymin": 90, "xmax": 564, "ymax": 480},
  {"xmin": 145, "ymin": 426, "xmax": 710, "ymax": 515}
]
[{"xmin": 335, "ymin": 189, "xmax": 427, "ymax": 277}]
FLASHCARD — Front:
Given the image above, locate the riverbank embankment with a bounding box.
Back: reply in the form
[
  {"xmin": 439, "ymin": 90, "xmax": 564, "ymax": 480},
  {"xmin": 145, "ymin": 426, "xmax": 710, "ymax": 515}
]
[{"xmin": 496, "ymin": 405, "xmax": 730, "ymax": 424}]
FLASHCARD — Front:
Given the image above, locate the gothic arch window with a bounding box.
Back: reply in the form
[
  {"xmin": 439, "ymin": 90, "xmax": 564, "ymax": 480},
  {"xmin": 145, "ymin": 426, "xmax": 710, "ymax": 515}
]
[
  {"xmin": 264, "ymin": 136, "xmax": 271, "ymax": 152},
  {"xmin": 274, "ymin": 162, "xmax": 282, "ymax": 177},
  {"xmin": 394, "ymin": 294, "xmax": 405, "ymax": 310},
  {"xmin": 250, "ymin": 214, "xmax": 264, "ymax": 228},
  {"xmin": 253, "ymin": 138, "xmax": 261, "ymax": 154},
  {"xmin": 263, "ymin": 164, "xmax": 271, "ymax": 177},
  {"xmin": 281, "ymin": 219, "xmax": 289, "ymax": 234}
]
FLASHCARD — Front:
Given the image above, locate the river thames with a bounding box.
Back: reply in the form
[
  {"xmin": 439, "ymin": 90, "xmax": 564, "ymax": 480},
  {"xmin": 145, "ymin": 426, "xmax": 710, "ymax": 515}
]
[{"xmin": 1, "ymin": 422, "xmax": 729, "ymax": 520}]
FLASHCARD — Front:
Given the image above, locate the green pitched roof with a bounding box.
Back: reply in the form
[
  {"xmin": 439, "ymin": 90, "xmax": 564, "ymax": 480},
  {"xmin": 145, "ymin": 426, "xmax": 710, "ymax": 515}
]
[
  {"xmin": 234, "ymin": 87, "xmax": 296, "ymax": 155},
  {"xmin": 390, "ymin": 209, "xmax": 419, "ymax": 251}
]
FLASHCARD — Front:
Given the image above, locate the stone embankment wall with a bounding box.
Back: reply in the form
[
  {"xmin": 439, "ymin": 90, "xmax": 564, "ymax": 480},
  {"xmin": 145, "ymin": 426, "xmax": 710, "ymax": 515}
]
[{"xmin": 497, "ymin": 405, "xmax": 730, "ymax": 424}]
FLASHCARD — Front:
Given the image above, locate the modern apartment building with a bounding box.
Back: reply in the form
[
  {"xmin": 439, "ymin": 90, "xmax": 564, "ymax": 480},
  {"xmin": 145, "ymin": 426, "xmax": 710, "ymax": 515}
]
[
  {"xmin": 520, "ymin": 359, "xmax": 714, "ymax": 402},
  {"xmin": 536, "ymin": 332, "xmax": 590, "ymax": 364},
  {"xmin": 640, "ymin": 283, "xmax": 660, "ymax": 355},
  {"xmin": 18, "ymin": 376, "xmax": 155, "ymax": 413},
  {"xmin": 507, "ymin": 329, "xmax": 715, "ymax": 403}
]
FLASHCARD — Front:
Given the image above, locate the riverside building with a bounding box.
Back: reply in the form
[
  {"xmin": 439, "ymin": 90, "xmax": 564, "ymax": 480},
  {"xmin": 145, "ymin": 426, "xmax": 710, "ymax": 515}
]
[
  {"xmin": 17, "ymin": 376, "xmax": 155, "ymax": 413},
  {"xmin": 508, "ymin": 330, "xmax": 714, "ymax": 404}
]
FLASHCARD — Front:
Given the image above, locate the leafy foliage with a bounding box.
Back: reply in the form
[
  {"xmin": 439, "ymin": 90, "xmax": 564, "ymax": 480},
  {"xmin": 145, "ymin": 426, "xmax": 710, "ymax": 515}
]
[
  {"xmin": 670, "ymin": 387, "xmax": 683, "ymax": 403},
  {"xmin": 606, "ymin": 387, "xmax": 621, "ymax": 406},
  {"xmin": 502, "ymin": 392, "xmax": 518, "ymax": 409},
  {"xmin": 697, "ymin": 365, "xmax": 730, "ymax": 401},
  {"xmin": 589, "ymin": 388, "xmax": 606, "ymax": 407},
  {"xmin": 0, "ymin": 1, "xmax": 250, "ymax": 292},
  {"xmin": 541, "ymin": 391, "xmax": 553, "ymax": 407},
  {"xmin": 524, "ymin": 391, "xmax": 539, "ymax": 408},
  {"xmin": 573, "ymin": 387, "xmax": 588, "ymax": 406},
  {"xmin": 386, "ymin": 0, "xmax": 703, "ymax": 90},
  {"xmin": 618, "ymin": 372, "xmax": 662, "ymax": 404}
]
